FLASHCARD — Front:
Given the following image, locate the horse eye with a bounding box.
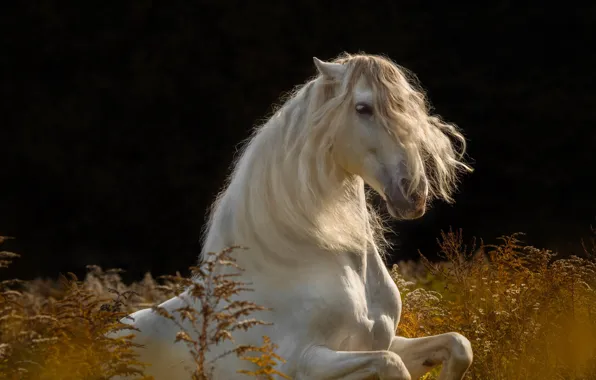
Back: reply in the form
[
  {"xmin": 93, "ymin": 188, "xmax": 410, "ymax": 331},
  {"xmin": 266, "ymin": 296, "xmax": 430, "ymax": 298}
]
[{"xmin": 355, "ymin": 103, "xmax": 373, "ymax": 116}]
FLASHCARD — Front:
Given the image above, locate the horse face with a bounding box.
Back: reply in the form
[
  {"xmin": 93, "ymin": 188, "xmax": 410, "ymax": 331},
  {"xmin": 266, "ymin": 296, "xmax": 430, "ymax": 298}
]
[
  {"xmin": 342, "ymin": 77, "xmax": 428, "ymax": 220},
  {"xmin": 313, "ymin": 58, "xmax": 428, "ymax": 220}
]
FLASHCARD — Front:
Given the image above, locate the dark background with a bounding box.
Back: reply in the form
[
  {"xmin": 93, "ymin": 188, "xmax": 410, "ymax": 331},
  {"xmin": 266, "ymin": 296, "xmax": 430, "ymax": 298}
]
[{"xmin": 1, "ymin": 2, "xmax": 595, "ymax": 282}]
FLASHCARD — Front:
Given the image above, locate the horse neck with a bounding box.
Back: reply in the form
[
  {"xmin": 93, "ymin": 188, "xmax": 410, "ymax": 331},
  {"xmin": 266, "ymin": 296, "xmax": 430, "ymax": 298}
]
[{"xmin": 202, "ymin": 121, "xmax": 375, "ymax": 273}]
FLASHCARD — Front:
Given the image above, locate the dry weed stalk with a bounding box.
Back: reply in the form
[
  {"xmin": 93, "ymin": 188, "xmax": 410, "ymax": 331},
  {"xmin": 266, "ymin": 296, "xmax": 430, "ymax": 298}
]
[{"xmin": 147, "ymin": 246, "xmax": 288, "ymax": 379}]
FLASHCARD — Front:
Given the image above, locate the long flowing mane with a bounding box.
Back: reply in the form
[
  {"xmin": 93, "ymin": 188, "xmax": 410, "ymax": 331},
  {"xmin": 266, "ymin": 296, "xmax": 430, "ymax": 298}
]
[{"xmin": 200, "ymin": 53, "xmax": 471, "ymax": 269}]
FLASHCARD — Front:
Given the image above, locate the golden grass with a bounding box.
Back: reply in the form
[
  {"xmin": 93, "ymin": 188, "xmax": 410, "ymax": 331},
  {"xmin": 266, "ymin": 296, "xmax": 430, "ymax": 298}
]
[
  {"xmin": 393, "ymin": 229, "xmax": 596, "ymax": 380},
  {"xmin": 1, "ymin": 229, "xmax": 595, "ymax": 379}
]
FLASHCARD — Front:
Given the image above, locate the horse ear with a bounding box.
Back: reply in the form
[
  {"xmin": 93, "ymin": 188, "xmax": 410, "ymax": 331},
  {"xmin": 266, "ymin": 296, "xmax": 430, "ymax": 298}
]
[{"xmin": 313, "ymin": 57, "xmax": 346, "ymax": 80}]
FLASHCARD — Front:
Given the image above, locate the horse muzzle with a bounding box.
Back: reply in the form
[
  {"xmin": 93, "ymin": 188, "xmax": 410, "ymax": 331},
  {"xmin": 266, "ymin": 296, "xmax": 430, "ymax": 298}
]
[{"xmin": 384, "ymin": 178, "xmax": 427, "ymax": 220}]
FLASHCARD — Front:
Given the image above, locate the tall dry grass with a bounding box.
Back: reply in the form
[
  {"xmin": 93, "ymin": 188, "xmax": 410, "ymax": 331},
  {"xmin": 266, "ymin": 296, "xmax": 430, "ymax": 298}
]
[
  {"xmin": 393, "ymin": 229, "xmax": 596, "ymax": 380},
  {"xmin": 1, "ymin": 229, "xmax": 595, "ymax": 379}
]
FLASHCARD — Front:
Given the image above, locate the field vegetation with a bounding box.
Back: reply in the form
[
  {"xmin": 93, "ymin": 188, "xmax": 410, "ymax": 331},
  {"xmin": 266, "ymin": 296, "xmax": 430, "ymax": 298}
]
[{"xmin": 1, "ymin": 229, "xmax": 595, "ymax": 379}]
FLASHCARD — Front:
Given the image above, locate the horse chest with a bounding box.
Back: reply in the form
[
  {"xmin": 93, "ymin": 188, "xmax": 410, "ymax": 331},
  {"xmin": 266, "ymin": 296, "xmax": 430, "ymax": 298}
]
[{"xmin": 300, "ymin": 265, "xmax": 401, "ymax": 351}]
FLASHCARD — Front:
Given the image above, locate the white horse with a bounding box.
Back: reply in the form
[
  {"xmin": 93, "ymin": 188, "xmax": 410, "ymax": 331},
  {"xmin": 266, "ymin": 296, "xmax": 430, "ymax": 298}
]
[{"xmin": 119, "ymin": 53, "xmax": 474, "ymax": 379}]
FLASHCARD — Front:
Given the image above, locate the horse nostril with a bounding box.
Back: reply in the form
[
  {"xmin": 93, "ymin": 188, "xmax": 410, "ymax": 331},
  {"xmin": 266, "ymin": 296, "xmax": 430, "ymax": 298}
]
[
  {"xmin": 400, "ymin": 178, "xmax": 411, "ymax": 192},
  {"xmin": 412, "ymin": 192, "xmax": 424, "ymax": 205},
  {"xmin": 400, "ymin": 178, "xmax": 424, "ymax": 206}
]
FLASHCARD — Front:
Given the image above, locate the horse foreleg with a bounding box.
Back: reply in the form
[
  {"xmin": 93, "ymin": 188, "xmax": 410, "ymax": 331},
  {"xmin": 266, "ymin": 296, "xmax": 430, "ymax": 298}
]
[
  {"xmin": 388, "ymin": 333, "xmax": 473, "ymax": 380},
  {"xmin": 295, "ymin": 345, "xmax": 411, "ymax": 380}
]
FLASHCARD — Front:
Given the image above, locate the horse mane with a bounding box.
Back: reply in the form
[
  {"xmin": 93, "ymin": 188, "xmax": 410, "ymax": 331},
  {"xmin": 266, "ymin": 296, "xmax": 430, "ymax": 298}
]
[{"xmin": 199, "ymin": 53, "xmax": 471, "ymax": 269}]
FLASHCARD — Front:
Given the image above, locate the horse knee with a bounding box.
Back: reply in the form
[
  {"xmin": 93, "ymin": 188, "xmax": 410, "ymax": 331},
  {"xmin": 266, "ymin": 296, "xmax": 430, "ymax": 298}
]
[
  {"xmin": 378, "ymin": 351, "xmax": 411, "ymax": 380},
  {"xmin": 446, "ymin": 332, "xmax": 473, "ymax": 369}
]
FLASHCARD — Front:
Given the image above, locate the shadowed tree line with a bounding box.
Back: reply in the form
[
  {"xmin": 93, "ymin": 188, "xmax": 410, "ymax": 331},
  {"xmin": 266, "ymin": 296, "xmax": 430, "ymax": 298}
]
[{"xmin": 1, "ymin": 1, "xmax": 595, "ymax": 281}]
